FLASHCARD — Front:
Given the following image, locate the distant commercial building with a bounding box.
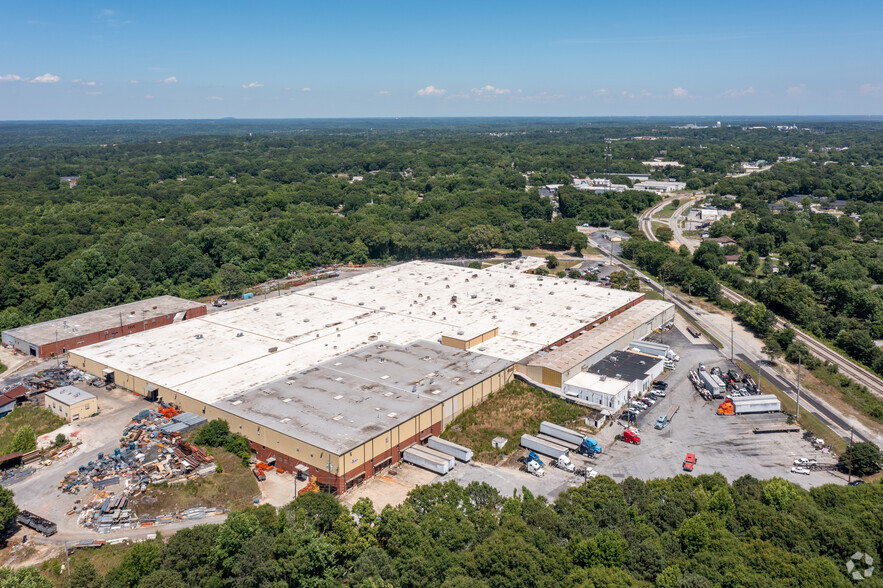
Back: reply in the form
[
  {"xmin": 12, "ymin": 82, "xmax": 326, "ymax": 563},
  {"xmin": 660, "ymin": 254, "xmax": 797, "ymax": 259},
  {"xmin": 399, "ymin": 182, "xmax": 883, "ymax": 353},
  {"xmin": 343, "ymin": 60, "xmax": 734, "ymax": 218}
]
[
  {"xmin": 44, "ymin": 386, "xmax": 97, "ymax": 422},
  {"xmin": 642, "ymin": 160, "xmax": 684, "ymax": 168},
  {"xmin": 2, "ymin": 296, "xmax": 207, "ymax": 359},
  {"xmin": 59, "ymin": 176, "xmax": 79, "ymax": 187},
  {"xmin": 633, "ymin": 181, "xmax": 687, "ymax": 194}
]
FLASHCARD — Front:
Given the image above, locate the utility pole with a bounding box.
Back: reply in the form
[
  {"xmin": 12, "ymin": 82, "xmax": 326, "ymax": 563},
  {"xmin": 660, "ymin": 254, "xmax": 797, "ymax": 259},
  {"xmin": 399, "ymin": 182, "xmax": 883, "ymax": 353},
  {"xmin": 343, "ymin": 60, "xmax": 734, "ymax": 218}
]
[
  {"xmin": 796, "ymin": 353, "xmax": 801, "ymax": 420},
  {"xmin": 730, "ymin": 320, "xmax": 734, "ymax": 362},
  {"xmin": 847, "ymin": 427, "xmax": 854, "ymax": 484}
]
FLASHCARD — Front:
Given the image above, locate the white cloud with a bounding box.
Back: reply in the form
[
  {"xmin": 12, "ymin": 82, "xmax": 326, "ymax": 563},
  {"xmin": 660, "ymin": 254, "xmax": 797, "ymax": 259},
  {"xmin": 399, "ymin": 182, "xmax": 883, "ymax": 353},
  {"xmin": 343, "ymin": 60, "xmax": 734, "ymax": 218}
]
[
  {"xmin": 720, "ymin": 87, "xmax": 756, "ymax": 97},
  {"xmin": 378, "ymin": 90, "xmax": 391, "ymax": 95},
  {"xmin": 0, "ymin": 74, "xmax": 23, "ymax": 82},
  {"xmin": 301, "ymin": 87, "xmax": 311, "ymax": 92},
  {"xmin": 129, "ymin": 80, "xmax": 139, "ymax": 84},
  {"xmin": 860, "ymin": 83, "xmax": 883, "ymax": 96},
  {"xmin": 241, "ymin": 82, "xmax": 263, "ymax": 88},
  {"xmin": 73, "ymin": 79, "xmax": 97, "ymax": 86},
  {"xmin": 471, "ymin": 85, "xmax": 510, "ymax": 96},
  {"xmin": 207, "ymin": 96, "xmax": 223, "ymax": 100},
  {"xmin": 673, "ymin": 87, "xmax": 688, "ymax": 97},
  {"xmin": 160, "ymin": 76, "xmax": 178, "ymax": 84},
  {"xmin": 31, "ymin": 73, "xmax": 60, "ymax": 83},
  {"xmin": 416, "ymin": 85, "xmax": 446, "ymax": 96},
  {"xmin": 144, "ymin": 95, "xmax": 153, "ymax": 99},
  {"xmin": 593, "ymin": 88, "xmax": 608, "ymax": 96},
  {"xmin": 787, "ymin": 84, "xmax": 806, "ymax": 96},
  {"xmin": 640, "ymin": 89, "xmax": 652, "ymax": 97},
  {"xmin": 87, "ymin": 91, "xmax": 102, "ymax": 95}
]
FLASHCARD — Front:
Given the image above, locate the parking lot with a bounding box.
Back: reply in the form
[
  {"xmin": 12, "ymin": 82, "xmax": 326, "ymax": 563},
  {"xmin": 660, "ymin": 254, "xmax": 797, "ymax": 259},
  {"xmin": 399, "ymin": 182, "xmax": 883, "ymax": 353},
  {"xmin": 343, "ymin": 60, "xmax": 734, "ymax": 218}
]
[{"xmin": 590, "ymin": 325, "xmax": 843, "ymax": 490}]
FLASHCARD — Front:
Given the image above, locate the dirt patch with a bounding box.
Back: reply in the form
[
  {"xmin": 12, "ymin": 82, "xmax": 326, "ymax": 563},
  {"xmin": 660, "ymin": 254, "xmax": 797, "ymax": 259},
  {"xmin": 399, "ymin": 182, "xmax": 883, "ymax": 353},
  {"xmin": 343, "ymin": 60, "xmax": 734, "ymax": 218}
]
[
  {"xmin": 440, "ymin": 381, "xmax": 588, "ymax": 463},
  {"xmin": 134, "ymin": 447, "xmax": 258, "ymax": 516}
]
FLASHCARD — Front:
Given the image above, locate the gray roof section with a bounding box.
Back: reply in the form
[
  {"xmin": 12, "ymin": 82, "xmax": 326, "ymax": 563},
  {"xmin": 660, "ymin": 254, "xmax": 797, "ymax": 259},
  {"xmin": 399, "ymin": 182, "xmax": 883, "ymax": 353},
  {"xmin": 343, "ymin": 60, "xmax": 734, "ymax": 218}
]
[
  {"xmin": 589, "ymin": 350, "xmax": 662, "ymax": 382},
  {"xmin": 216, "ymin": 340, "xmax": 512, "ymax": 455},
  {"xmin": 2, "ymin": 296, "xmax": 204, "ymax": 346},
  {"xmin": 45, "ymin": 385, "xmax": 96, "ymax": 406}
]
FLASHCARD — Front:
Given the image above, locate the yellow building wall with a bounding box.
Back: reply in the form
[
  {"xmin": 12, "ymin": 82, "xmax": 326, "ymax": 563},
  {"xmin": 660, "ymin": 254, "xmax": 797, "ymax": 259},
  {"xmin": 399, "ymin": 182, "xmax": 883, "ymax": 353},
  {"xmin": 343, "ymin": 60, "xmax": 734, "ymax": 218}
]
[{"xmin": 68, "ymin": 351, "xmax": 513, "ymax": 478}]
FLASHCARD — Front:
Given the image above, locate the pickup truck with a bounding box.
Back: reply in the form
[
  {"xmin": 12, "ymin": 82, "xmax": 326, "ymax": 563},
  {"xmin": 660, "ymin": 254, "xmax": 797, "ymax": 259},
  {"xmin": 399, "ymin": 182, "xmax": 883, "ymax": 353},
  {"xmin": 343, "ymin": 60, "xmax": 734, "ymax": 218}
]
[{"xmin": 683, "ymin": 453, "xmax": 697, "ymax": 472}]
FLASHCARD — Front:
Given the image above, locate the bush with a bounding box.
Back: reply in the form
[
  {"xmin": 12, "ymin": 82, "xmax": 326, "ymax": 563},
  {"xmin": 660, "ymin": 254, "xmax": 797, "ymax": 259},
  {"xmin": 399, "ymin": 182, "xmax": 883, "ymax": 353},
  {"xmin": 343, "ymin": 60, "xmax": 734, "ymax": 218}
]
[
  {"xmin": 194, "ymin": 420, "xmax": 250, "ymax": 466},
  {"xmin": 54, "ymin": 433, "xmax": 67, "ymax": 447}
]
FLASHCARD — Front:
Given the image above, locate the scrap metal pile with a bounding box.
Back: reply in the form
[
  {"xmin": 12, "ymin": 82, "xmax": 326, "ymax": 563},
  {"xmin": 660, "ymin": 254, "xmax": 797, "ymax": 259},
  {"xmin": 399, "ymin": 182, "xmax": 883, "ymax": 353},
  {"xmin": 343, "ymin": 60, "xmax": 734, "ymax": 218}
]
[{"xmin": 60, "ymin": 406, "xmax": 220, "ymax": 533}]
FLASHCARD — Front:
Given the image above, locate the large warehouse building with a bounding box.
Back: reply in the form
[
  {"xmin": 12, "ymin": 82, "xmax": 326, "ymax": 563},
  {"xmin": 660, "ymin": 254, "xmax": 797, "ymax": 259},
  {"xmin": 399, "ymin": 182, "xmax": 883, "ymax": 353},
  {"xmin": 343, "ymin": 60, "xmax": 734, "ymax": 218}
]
[
  {"xmin": 67, "ymin": 260, "xmax": 673, "ymax": 493},
  {"xmin": 1, "ymin": 296, "xmax": 206, "ymax": 359}
]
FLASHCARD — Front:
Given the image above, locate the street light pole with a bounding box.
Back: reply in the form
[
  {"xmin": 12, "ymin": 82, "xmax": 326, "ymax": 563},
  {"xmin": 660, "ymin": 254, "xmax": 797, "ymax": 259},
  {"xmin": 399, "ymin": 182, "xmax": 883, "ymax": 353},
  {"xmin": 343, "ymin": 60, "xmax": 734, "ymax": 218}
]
[{"xmin": 796, "ymin": 353, "xmax": 801, "ymax": 420}]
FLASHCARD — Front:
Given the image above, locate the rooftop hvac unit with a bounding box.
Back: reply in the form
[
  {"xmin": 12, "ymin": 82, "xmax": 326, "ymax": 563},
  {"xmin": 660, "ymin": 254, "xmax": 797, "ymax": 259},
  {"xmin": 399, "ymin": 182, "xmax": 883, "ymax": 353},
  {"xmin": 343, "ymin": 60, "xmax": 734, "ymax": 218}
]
[{"xmin": 268, "ymin": 347, "xmax": 278, "ymax": 353}]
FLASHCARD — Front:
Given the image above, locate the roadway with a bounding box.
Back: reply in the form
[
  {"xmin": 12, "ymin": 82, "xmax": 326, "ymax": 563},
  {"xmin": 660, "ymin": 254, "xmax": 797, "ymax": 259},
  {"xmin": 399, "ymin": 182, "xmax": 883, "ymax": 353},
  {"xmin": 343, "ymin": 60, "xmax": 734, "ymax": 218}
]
[
  {"xmin": 582, "ymin": 229, "xmax": 875, "ymax": 445},
  {"xmin": 646, "ymin": 200, "xmax": 883, "ymax": 402}
]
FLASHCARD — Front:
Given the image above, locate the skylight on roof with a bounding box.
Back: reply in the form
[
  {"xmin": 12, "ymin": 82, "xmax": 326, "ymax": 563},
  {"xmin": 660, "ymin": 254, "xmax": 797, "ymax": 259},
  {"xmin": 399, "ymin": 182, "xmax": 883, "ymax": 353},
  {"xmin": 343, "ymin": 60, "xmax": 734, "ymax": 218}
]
[
  {"xmin": 280, "ymin": 417, "xmax": 291, "ymax": 424},
  {"xmin": 333, "ymin": 394, "xmax": 343, "ymax": 400},
  {"xmin": 332, "ymin": 415, "xmax": 343, "ymax": 421}
]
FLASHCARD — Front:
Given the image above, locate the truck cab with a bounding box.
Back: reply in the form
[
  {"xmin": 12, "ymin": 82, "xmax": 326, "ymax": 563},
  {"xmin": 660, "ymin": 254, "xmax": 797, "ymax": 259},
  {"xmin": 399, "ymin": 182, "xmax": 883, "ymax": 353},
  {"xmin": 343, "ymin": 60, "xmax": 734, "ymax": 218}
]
[
  {"xmin": 555, "ymin": 454, "xmax": 576, "ymax": 472},
  {"xmin": 621, "ymin": 429, "xmax": 641, "ymax": 444},
  {"xmin": 655, "ymin": 415, "xmax": 668, "ymax": 429},
  {"xmin": 683, "ymin": 453, "xmax": 696, "ymax": 472},
  {"xmin": 579, "ymin": 437, "xmax": 602, "ymax": 456}
]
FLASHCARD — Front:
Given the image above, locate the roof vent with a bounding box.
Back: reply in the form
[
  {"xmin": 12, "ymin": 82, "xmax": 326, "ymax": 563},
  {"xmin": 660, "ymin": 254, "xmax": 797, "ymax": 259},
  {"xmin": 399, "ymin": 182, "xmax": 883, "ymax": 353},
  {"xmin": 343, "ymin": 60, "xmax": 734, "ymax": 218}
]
[
  {"xmin": 236, "ymin": 332, "xmax": 243, "ymax": 337},
  {"xmin": 268, "ymin": 347, "xmax": 278, "ymax": 353},
  {"xmin": 195, "ymin": 334, "xmax": 203, "ymax": 340}
]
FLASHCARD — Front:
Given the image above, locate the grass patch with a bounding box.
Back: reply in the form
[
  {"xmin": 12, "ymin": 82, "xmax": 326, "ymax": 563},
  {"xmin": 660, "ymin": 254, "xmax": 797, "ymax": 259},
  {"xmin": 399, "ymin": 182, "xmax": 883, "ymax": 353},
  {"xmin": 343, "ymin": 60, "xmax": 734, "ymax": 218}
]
[
  {"xmin": 0, "ymin": 404, "xmax": 66, "ymax": 454},
  {"xmin": 441, "ymin": 380, "xmax": 588, "ymax": 464},
  {"xmin": 806, "ymin": 365, "xmax": 883, "ymax": 425},
  {"xmin": 736, "ymin": 360, "xmax": 847, "ymax": 455},
  {"xmin": 641, "ymin": 289, "xmax": 665, "ymax": 301},
  {"xmin": 0, "ymin": 361, "xmax": 6, "ymax": 374},
  {"xmin": 133, "ymin": 446, "xmax": 259, "ymax": 517},
  {"xmin": 656, "ymin": 202, "xmax": 680, "ymax": 219}
]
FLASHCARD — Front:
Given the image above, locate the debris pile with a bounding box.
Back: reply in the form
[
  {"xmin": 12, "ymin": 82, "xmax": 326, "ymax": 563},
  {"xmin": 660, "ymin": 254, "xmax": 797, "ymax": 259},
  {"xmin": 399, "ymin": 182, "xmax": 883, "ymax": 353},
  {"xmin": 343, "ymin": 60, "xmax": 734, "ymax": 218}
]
[{"xmin": 60, "ymin": 406, "xmax": 218, "ymax": 532}]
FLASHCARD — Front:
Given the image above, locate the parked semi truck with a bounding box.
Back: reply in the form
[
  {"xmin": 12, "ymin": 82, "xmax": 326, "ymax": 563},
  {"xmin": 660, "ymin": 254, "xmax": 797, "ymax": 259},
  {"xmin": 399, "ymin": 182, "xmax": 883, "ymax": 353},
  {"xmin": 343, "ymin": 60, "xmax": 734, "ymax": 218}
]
[
  {"xmin": 698, "ymin": 370, "xmax": 725, "ymax": 399},
  {"xmin": 629, "ymin": 340, "xmax": 679, "ymax": 362},
  {"xmin": 16, "ymin": 510, "xmax": 57, "ymax": 536},
  {"xmin": 655, "ymin": 405, "xmax": 680, "ymax": 429},
  {"xmin": 718, "ymin": 395, "xmax": 781, "ymax": 415},
  {"xmin": 521, "ymin": 434, "xmax": 570, "ymax": 459},
  {"xmin": 538, "ymin": 421, "xmax": 602, "ymax": 456}
]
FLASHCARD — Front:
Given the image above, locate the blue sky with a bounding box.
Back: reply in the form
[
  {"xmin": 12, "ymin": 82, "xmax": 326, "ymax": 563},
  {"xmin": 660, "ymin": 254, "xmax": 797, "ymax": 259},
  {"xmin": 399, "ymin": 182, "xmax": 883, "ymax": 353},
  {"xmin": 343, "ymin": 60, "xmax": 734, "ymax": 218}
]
[{"xmin": 1, "ymin": 0, "xmax": 882, "ymax": 119}]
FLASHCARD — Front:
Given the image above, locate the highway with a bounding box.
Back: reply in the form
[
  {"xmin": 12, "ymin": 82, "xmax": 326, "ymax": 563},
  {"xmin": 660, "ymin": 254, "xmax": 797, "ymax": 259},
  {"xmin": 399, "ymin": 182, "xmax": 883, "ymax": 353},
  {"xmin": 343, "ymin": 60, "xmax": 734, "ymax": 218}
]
[{"xmin": 644, "ymin": 199, "xmax": 883, "ymax": 402}]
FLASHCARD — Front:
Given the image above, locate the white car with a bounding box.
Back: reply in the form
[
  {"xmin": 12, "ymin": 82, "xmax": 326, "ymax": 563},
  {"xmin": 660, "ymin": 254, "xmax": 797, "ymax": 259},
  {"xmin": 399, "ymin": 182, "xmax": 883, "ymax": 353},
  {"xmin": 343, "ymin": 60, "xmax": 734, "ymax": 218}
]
[
  {"xmin": 584, "ymin": 468, "xmax": 599, "ymax": 479},
  {"xmin": 654, "ymin": 390, "xmax": 667, "ymax": 398},
  {"xmin": 793, "ymin": 458, "xmax": 817, "ymax": 466},
  {"xmin": 790, "ymin": 466, "xmax": 811, "ymax": 475}
]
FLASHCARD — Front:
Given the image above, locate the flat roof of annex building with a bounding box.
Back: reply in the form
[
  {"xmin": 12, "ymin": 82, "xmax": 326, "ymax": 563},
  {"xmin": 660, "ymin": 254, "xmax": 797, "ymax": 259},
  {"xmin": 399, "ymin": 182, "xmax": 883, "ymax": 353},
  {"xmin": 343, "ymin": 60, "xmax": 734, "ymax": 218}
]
[
  {"xmin": 71, "ymin": 260, "xmax": 642, "ymax": 404},
  {"xmin": 525, "ymin": 299, "xmax": 674, "ymax": 372},
  {"xmin": 589, "ymin": 350, "xmax": 664, "ymax": 382},
  {"xmin": 564, "ymin": 372, "xmax": 631, "ymax": 396},
  {"xmin": 216, "ymin": 340, "xmax": 511, "ymax": 455},
  {"xmin": 2, "ymin": 296, "xmax": 204, "ymax": 347},
  {"xmin": 45, "ymin": 385, "xmax": 96, "ymax": 406}
]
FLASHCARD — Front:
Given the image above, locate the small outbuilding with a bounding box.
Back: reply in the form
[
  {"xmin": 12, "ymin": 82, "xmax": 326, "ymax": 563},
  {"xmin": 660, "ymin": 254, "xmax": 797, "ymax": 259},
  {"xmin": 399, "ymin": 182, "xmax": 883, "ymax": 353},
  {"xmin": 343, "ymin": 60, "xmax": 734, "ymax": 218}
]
[
  {"xmin": 44, "ymin": 386, "xmax": 97, "ymax": 422},
  {"xmin": 563, "ymin": 372, "xmax": 631, "ymax": 411}
]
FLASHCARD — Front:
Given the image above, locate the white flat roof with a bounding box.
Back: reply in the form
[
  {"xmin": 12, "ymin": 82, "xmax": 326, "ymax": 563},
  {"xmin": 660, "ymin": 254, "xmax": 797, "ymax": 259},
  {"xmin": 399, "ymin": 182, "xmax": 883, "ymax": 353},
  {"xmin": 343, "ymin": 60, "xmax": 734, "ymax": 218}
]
[
  {"xmin": 45, "ymin": 385, "xmax": 96, "ymax": 406},
  {"xmin": 73, "ymin": 260, "xmax": 642, "ymax": 404},
  {"xmin": 564, "ymin": 372, "xmax": 630, "ymax": 396}
]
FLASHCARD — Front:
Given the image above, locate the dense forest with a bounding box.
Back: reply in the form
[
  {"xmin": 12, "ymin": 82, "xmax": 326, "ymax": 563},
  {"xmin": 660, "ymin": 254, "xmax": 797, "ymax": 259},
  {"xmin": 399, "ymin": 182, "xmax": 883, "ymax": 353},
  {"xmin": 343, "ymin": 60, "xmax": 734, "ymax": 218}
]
[
  {"xmin": 4, "ymin": 475, "xmax": 882, "ymax": 587},
  {"xmin": 4, "ymin": 119, "xmax": 881, "ymax": 333}
]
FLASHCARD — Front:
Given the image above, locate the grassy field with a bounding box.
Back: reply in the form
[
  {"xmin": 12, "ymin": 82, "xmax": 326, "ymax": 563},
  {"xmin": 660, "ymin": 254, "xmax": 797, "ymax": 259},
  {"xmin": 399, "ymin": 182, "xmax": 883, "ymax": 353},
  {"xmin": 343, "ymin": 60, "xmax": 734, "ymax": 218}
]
[
  {"xmin": 441, "ymin": 380, "xmax": 588, "ymax": 463},
  {"xmin": 134, "ymin": 446, "xmax": 259, "ymax": 516},
  {"xmin": 656, "ymin": 201, "xmax": 681, "ymax": 219},
  {"xmin": 736, "ymin": 360, "xmax": 847, "ymax": 455},
  {"xmin": 807, "ymin": 366, "xmax": 883, "ymax": 425},
  {"xmin": 0, "ymin": 405, "xmax": 65, "ymax": 454}
]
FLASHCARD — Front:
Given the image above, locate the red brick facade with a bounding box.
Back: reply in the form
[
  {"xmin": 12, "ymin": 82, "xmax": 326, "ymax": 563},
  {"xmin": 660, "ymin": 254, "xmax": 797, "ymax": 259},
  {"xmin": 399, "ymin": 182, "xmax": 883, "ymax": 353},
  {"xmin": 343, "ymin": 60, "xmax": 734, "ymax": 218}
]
[
  {"xmin": 40, "ymin": 305, "xmax": 206, "ymax": 358},
  {"xmin": 249, "ymin": 420, "xmax": 443, "ymax": 495}
]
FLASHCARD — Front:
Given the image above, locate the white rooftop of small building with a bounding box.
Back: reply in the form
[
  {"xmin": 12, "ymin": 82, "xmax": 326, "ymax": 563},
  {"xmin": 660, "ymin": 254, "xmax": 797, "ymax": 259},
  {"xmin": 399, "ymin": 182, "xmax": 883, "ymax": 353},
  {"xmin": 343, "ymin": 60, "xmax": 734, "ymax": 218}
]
[
  {"xmin": 564, "ymin": 372, "xmax": 630, "ymax": 396},
  {"xmin": 73, "ymin": 260, "xmax": 642, "ymax": 404},
  {"xmin": 45, "ymin": 385, "xmax": 96, "ymax": 406}
]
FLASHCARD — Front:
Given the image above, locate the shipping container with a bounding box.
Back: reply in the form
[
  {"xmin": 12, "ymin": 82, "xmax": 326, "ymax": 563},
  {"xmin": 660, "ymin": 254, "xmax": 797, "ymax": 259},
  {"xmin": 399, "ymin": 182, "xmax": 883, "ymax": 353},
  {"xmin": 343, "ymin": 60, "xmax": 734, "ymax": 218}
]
[
  {"xmin": 402, "ymin": 447, "xmax": 449, "ymax": 475},
  {"xmin": 410, "ymin": 445, "xmax": 455, "ymax": 470},
  {"xmin": 521, "ymin": 434, "xmax": 570, "ymax": 459},
  {"xmin": 730, "ymin": 394, "xmax": 781, "ymax": 414},
  {"xmin": 426, "ymin": 437, "xmax": 473, "ymax": 462},
  {"xmin": 538, "ymin": 421, "xmax": 585, "ymax": 447}
]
